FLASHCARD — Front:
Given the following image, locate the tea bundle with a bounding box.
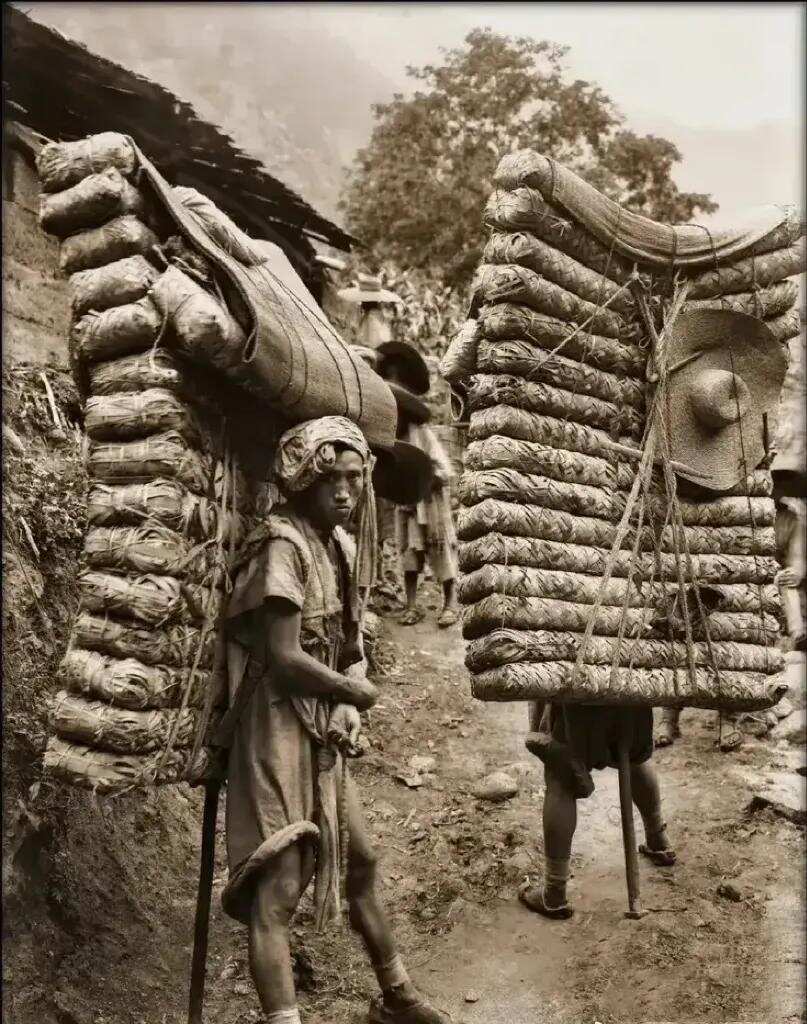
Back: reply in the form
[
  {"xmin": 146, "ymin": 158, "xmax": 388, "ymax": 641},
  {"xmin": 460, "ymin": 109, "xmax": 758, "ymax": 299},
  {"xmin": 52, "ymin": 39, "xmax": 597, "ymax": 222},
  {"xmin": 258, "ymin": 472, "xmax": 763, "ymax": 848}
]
[{"xmin": 442, "ymin": 148, "xmax": 804, "ymax": 710}]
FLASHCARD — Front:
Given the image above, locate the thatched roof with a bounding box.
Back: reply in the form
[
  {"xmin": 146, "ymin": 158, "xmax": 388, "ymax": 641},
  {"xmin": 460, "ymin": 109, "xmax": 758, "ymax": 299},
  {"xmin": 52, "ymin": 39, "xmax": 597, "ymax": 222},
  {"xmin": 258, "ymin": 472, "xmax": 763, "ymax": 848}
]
[{"xmin": 3, "ymin": 6, "xmax": 356, "ymax": 289}]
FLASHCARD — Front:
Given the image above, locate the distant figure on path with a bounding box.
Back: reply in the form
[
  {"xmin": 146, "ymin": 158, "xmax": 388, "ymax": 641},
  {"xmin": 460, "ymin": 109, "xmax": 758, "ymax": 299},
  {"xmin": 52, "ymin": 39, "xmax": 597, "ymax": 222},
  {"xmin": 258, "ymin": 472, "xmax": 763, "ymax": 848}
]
[
  {"xmin": 376, "ymin": 341, "xmax": 460, "ymax": 628},
  {"xmin": 338, "ymin": 272, "xmax": 402, "ymax": 351},
  {"xmin": 772, "ymin": 457, "xmax": 806, "ymax": 651}
]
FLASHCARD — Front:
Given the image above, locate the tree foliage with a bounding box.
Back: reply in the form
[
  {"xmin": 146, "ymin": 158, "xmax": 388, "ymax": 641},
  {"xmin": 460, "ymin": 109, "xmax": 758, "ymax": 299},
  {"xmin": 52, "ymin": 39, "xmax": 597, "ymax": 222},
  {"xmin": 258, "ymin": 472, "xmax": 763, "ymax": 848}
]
[{"xmin": 341, "ymin": 28, "xmax": 717, "ymax": 283}]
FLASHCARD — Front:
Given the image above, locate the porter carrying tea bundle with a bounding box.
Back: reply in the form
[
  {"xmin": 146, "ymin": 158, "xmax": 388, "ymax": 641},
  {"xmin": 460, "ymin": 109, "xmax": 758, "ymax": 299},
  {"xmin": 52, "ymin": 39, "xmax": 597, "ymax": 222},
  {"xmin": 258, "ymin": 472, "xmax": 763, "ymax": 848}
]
[{"xmin": 38, "ymin": 132, "xmax": 394, "ymax": 792}]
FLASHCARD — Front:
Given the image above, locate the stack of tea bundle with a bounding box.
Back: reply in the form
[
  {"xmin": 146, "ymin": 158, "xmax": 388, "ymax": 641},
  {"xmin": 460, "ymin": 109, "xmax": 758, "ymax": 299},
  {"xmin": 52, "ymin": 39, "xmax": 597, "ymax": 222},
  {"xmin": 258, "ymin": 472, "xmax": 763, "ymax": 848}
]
[
  {"xmin": 442, "ymin": 149, "xmax": 804, "ymax": 711},
  {"xmin": 37, "ymin": 133, "xmax": 254, "ymax": 792}
]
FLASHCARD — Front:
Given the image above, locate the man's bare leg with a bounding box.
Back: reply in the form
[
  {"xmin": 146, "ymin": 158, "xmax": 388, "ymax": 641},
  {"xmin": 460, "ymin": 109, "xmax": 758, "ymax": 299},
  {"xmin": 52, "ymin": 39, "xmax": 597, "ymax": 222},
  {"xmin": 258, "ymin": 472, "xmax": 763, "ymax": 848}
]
[
  {"xmin": 542, "ymin": 768, "xmax": 576, "ymax": 908},
  {"xmin": 344, "ymin": 777, "xmax": 447, "ymax": 1021},
  {"xmin": 401, "ymin": 554, "xmax": 425, "ymax": 625},
  {"xmin": 403, "ymin": 571, "xmax": 420, "ymax": 614},
  {"xmin": 249, "ymin": 842, "xmax": 315, "ymax": 1015},
  {"xmin": 630, "ymin": 762, "xmax": 672, "ymax": 848},
  {"xmin": 520, "ymin": 768, "xmax": 575, "ymax": 917},
  {"xmin": 655, "ymin": 707, "xmax": 680, "ymax": 747},
  {"xmin": 441, "ymin": 579, "xmax": 457, "ymax": 612}
]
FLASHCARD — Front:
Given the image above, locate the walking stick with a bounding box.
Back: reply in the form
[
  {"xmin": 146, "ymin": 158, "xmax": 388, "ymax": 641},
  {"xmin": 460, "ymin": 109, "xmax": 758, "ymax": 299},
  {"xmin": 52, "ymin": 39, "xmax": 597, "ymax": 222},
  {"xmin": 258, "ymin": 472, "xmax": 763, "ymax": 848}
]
[
  {"xmin": 616, "ymin": 716, "xmax": 646, "ymax": 920},
  {"xmin": 188, "ymin": 779, "xmax": 222, "ymax": 1024}
]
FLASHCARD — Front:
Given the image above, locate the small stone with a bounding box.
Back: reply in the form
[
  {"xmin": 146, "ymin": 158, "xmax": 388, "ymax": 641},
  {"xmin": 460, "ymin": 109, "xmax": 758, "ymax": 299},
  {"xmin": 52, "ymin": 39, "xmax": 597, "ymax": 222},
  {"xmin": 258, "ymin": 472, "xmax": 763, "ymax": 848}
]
[
  {"xmin": 473, "ymin": 771, "xmax": 519, "ymax": 803},
  {"xmin": 219, "ymin": 959, "xmax": 239, "ymax": 981},
  {"xmin": 410, "ymin": 755, "xmax": 437, "ymax": 773},
  {"xmin": 505, "ymin": 849, "xmax": 533, "ymax": 874},
  {"xmin": 464, "ymin": 991, "xmax": 480, "ymax": 1004},
  {"xmin": 447, "ymin": 897, "xmax": 468, "ymax": 920},
  {"xmin": 395, "ymin": 772, "xmax": 423, "ymax": 789},
  {"xmin": 233, "ymin": 980, "xmax": 251, "ymax": 996},
  {"xmin": 716, "ymin": 882, "xmax": 743, "ymax": 902},
  {"xmin": 771, "ymin": 708, "xmax": 807, "ymax": 744}
]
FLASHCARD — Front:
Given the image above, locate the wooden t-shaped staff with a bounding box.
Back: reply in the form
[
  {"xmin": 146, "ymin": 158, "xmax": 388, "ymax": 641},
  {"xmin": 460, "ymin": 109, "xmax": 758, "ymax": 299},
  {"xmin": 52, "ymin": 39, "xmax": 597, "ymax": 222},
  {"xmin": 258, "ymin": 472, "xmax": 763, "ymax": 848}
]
[
  {"xmin": 616, "ymin": 715, "xmax": 646, "ymax": 919},
  {"xmin": 611, "ymin": 276, "xmax": 693, "ymax": 921}
]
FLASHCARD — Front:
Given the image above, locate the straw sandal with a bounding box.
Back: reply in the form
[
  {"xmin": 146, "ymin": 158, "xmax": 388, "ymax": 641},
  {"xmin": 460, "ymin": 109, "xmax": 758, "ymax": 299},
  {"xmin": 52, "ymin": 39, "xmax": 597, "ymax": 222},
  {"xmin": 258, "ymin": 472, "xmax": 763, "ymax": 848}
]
[
  {"xmin": 368, "ymin": 994, "xmax": 450, "ymax": 1023},
  {"xmin": 518, "ymin": 881, "xmax": 573, "ymax": 920},
  {"xmin": 717, "ymin": 725, "xmax": 744, "ymax": 752},
  {"xmin": 437, "ymin": 608, "xmax": 458, "ymax": 629},
  {"xmin": 399, "ymin": 608, "xmax": 424, "ymax": 626},
  {"xmin": 654, "ymin": 717, "xmax": 680, "ymax": 748},
  {"xmin": 639, "ymin": 844, "xmax": 677, "ymax": 867}
]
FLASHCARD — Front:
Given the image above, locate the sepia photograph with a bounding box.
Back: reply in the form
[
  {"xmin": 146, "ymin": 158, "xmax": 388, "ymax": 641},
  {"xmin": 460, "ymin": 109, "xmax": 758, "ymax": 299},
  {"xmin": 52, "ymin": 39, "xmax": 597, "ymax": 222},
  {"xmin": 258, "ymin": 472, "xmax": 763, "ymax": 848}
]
[{"xmin": 2, "ymin": 3, "xmax": 805, "ymax": 1023}]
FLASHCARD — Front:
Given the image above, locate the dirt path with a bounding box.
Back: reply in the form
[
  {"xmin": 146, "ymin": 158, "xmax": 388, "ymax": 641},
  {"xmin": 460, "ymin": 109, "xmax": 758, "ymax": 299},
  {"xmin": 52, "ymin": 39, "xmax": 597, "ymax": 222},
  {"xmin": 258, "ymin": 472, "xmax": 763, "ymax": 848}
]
[
  {"xmin": 201, "ymin": 608, "xmax": 805, "ymax": 1024},
  {"xmin": 407, "ymin": 632, "xmax": 806, "ymax": 1024}
]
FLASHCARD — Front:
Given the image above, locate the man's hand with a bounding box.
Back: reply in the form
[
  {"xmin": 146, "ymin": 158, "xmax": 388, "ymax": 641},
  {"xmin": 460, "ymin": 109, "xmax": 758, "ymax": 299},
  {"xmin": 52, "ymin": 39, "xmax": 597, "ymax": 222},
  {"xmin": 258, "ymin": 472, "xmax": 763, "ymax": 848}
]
[
  {"xmin": 346, "ymin": 677, "xmax": 378, "ymax": 711},
  {"xmin": 776, "ymin": 567, "xmax": 800, "ymax": 588},
  {"xmin": 431, "ymin": 465, "xmax": 448, "ymax": 493},
  {"xmin": 328, "ymin": 703, "xmax": 363, "ymax": 755}
]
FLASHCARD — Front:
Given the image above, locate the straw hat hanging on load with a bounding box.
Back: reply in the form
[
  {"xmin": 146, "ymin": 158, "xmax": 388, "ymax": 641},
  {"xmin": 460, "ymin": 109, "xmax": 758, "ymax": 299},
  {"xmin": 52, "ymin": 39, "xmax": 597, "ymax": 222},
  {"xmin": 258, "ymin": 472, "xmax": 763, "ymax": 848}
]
[
  {"xmin": 337, "ymin": 272, "xmax": 403, "ymax": 307},
  {"xmin": 665, "ymin": 309, "xmax": 787, "ymax": 492}
]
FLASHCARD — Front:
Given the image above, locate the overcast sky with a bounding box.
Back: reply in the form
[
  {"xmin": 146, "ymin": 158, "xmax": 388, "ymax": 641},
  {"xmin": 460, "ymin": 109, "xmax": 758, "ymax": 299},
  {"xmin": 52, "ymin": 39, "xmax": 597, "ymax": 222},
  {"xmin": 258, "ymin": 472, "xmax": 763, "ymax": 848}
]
[
  {"xmin": 21, "ymin": 1, "xmax": 806, "ymax": 222},
  {"xmin": 286, "ymin": 2, "xmax": 802, "ymax": 125},
  {"xmin": 278, "ymin": 1, "xmax": 805, "ymax": 217}
]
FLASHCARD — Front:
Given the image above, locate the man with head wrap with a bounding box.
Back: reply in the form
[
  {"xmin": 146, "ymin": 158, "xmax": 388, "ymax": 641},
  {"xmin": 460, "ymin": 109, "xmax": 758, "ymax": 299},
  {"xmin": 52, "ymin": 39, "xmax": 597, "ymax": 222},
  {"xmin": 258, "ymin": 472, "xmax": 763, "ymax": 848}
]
[{"xmin": 221, "ymin": 416, "xmax": 448, "ymax": 1024}]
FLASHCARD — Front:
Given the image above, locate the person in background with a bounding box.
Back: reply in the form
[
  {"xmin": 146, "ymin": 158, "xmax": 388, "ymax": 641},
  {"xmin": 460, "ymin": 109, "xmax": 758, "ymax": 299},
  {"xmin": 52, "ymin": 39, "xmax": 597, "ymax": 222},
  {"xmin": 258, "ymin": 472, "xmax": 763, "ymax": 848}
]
[
  {"xmin": 376, "ymin": 342, "xmax": 460, "ymax": 629},
  {"xmin": 772, "ymin": 458, "xmax": 806, "ymax": 652},
  {"xmin": 337, "ymin": 272, "xmax": 402, "ymax": 350}
]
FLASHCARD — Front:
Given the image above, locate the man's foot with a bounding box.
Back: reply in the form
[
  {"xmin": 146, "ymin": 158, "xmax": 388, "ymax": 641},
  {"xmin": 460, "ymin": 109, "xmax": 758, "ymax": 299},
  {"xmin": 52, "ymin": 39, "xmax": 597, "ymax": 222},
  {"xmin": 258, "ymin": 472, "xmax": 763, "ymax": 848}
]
[
  {"xmin": 654, "ymin": 717, "xmax": 680, "ymax": 748},
  {"xmin": 436, "ymin": 607, "xmax": 458, "ymax": 628},
  {"xmin": 399, "ymin": 607, "xmax": 424, "ymax": 626},
  {"xmin": 717, "ymin": 723, "xmax": 744, "ymax": 752},
  {"xmin": 517, "ymin": 880, "xmax": 573, "ymax": 919},
  {"xmin": 368, "ymin": 992, "xmax": 449, "ymax": 1023},
  {"xmin": 639, "ymin": 837, "xmax": 677, "ymax": 866}
]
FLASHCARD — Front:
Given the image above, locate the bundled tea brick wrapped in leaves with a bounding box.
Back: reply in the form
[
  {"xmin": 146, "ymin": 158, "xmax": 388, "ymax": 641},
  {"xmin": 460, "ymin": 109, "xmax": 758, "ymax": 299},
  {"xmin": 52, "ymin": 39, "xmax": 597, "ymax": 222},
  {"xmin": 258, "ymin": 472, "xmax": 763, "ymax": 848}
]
[
  {"xmin": 51, "ymin": 692, "xmax": 198, "ymax": 754},
  {"xmin": 43, "ymin": 738, "xmax": 208, "ymax": 795},
  {"xmin": 38, "ymin": 132, "xmax": 139, "ymax": 194},
  {"xmin": 60, "ymin": 215, "xmax": 159, "ymax": 275},
  {"xmin": 450, "ymin": 147, "xmax": 804, "ymax": 712},
  {"xmin": 59, "ymin": 649, "xmax": 219, "ymax": 710},
  {"xmin": 71, "ymin": 255, "xmax": 160, "ymax": 318},
  {"xmin": 86, "ymin": 479, "xmax": 226, "ymax": 539},
  {"xmin": 71, "ymin": 296, "xmax": 163, "ymax": 363},
  {"xmin": 73, "ymin": 612, "xmax": 216, "ymax": 669},
  {"xmin": 39, "ymin": 167, "xmax": 147, "ymax": 237},
  {"xmin": 84, "ymin": 389, "xmax": 202, "ymax": 442}
]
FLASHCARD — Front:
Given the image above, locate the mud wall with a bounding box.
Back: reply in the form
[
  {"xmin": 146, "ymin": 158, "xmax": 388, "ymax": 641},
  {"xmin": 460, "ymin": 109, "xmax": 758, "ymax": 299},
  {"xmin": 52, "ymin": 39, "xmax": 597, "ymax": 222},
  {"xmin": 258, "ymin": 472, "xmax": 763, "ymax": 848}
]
[{"xmin": 3, "ymin": 139, "xmax": 71, "ymax": 367}]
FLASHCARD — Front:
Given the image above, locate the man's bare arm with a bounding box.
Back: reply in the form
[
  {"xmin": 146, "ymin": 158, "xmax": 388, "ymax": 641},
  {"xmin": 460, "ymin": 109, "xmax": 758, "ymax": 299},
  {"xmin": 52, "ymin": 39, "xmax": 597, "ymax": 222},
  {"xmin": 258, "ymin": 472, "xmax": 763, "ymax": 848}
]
[{"xmin": 263, "ymin": 598, "xmax": 377, "ymax": 709}]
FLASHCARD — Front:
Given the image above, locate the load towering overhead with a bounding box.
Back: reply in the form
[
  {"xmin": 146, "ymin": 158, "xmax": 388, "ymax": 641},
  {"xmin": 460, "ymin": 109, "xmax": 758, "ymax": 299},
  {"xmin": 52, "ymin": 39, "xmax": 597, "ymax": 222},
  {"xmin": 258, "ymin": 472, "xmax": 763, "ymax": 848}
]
[
  {"xmin": 36, "ymin": 131, "xmax": 405, "ymax": 794},
  {"xmin": 441, "ymin": 148, "xmax": 805, "ymax": 713}
]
